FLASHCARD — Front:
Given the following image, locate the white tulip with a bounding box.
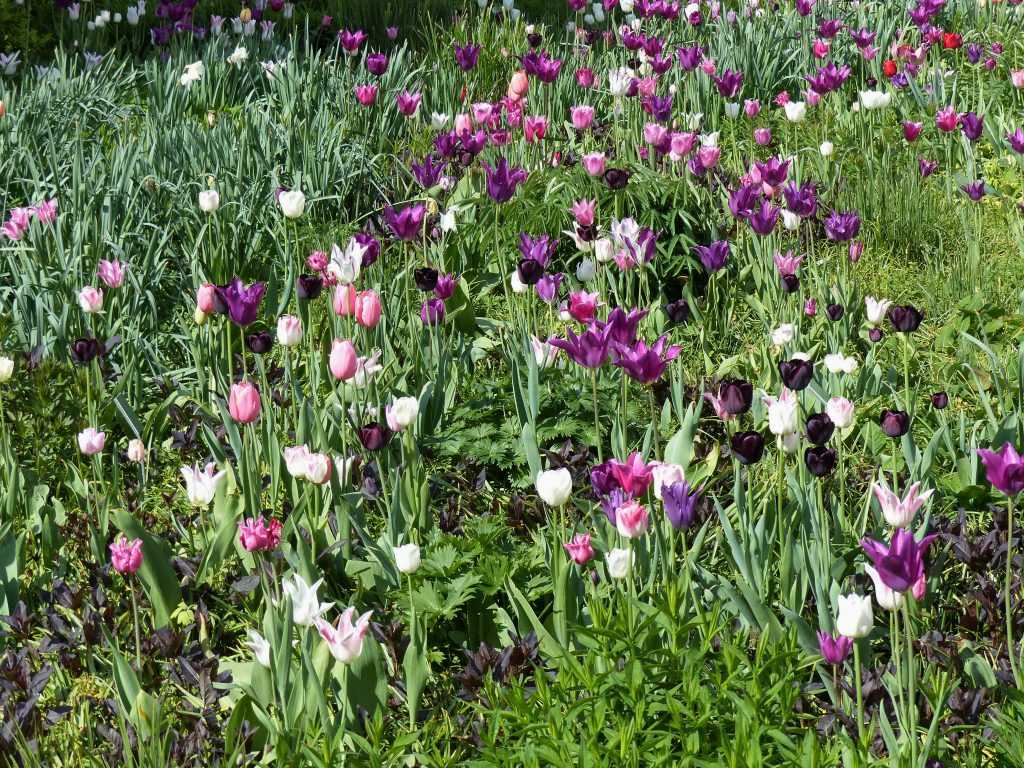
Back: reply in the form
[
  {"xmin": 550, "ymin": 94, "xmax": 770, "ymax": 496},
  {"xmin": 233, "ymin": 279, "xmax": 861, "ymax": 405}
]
[
  {"xmin": 858, "ymin": 90, "xmax": 892, "ymax": 110},
  {"xmin": 781, "ymin": 210, "xmax": 800, "ymax": 230},
  {"xmin": 765, "ymin": 389, "xmax": 798, "ymax": 436},
  {"xmin": 825, "ymin": 397, "xmax": 855, "ymax": 429},
  {"xmin": 278, "ymin": 189, "xmax": 305, "ymax": 219},
  {"xmin": 393, "ymin": 543, "xmax": 422, "ymax": 574},
  {"xmin": 227, "ymin": 46, "xmax": 249, "ymax": 66},
  {"xmin": 836, "ymin": 594, "xmax": 873, "ymax": 638},
  {"xmin": 865, "ymin": 296, "xmax": 892, "ymax": 325},
  {"xmin": 575, "ymin": 258, "xmax": 597, "ymax": 282},
  {"xmin": 388, "ymin": 396, "xmax": 420, "ymax": 429},
  {"xmin": 180, "ymin": 462, "xmax": 226, "ymax": 507},
  {"xmin": 606, "ymin": 548, "xmax": 633, "ymax": 578},
  {"xmin": 783, "ymin": 101, "xmax": 806, "ymax": 122},
  {"xmin": 771, "ymin": 323, "xmax": 795, "ymax": 346},
  {"xmin": 823, "ymin": 353, "xmax": 858, "ymax": 375},
  {"xmin": 0, "ymin": 356, "xmax": 13, "ymax": 383},
  {"xmin": 198, "ymin": 189, "xmax": 219, "ymax": 213},
  {"xmin": 536, "ymin": 468, "xmax": 572, "ymax": 507},
  {"xmin": 820, "ymin": 140, "xmax": 834, "ymax": 157},
  {"xmin": 327, "ymin": 238, "xmax": 364, "ymax": 285},
  {"xmin": 127, "ymin": 438, "xmax": 146, "ymax": 463},
  {"xmin": 246, "ymin": 629, "xmax": 271, "ymax": 667},
  {"xmin": 281, "ymin": 573, "xmax": 333, "ymax": 626}
]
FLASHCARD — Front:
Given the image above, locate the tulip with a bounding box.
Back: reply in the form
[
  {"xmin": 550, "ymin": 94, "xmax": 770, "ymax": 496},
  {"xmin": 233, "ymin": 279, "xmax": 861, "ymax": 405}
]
[
  {"xmin": 77, "ymin": 427, "xmax": 106, "ymax": 455},
  {"xmin": 278, "ymin": 189, "xmax": 305, "ymax": 218},
  {"xmin": 393, "ymin": 543, "xmax": 421, "ymax": 574},
  {"xmin": 663, "ymin": 481, "xmax": 700, "ymax": 529},
  {"xmin": 181, "ymin": 462, "xmax": 226, "ymax": 507},
  {"xmin": 78, "ymin": 286, "xmax": 104, "ymax": 314},
  {"xmin": 864, "ymin": 296, "xmax": 892, "ymax": 325},
  {"xmin": 817, "ymin": 631, "xmax": 853, "ymax": 665},
  {"xmin": 353, "ymin": 290, "xmax": 382, "ymax": 328},
  {"xmin": 651, "ymin": 463, "xmax": 685, "ymax": 500},
  {"xmin": 564, "ymin": 533, "xmax": 595, "ymax": 565},
  {"xmin": 246, "ymin": 331, "xmax": 273, "ymax": 355},
  {"xmin": 581, "ymin": 152, "xmax": 606, "ymax": 176},
  {"xmin": 357, "ymin": 422, "xmax": 391, "ymax": 451},
  {"xmin": 316, "ymin": 606, "xmax": 372, "ymax": 663},
  {"xmin": 110, "ymin": 536, "xmax": 143, "ymax": 574},
  {"xmin": 873, "ymin": 479, "xmax": 933, "ymax": 528},
  {"xmin": 282, "ymin": 573, "xmax": 333, "ymax": 626},
  {"xmin": 355, "ymin": 84, "xmax": 377, "ymax": 106},
  {"xmin": 931, "ymin": 392, "xmax": 948, "ymax": 410},
  {"xmin": 97, "ymin": 259, "xmax": 125, "ymax": 288},
  {"xmin": 277, "ymin": 315, "xmax": 302, "ymax": 346},
  {"xmin": 198, "ymin": 189, "xmax": 220, "ymax": 213},
  {"xmin": 333, "ymin": 284, "xmax": 356, "ymax": 316},
  {"xmin": 879, "ymin": 409, "xmax": 910, "ymax": 438},
  {"xmin": 835, "ymin": 594, "xmax": 873, "ymax": 638},
  {"xmin": 615, "ymin": 499, "xmax": 649, "ymax": 538},
  {"xmin": 805, "ymin": 413, "xmax": 834, "ymax": 446},
  {"xmin": 127, "ymin": 438, "xmax": 146, "ymax": 463},
  {"xmin": 570, "ymin": 105, "xmax": 594, "ymax": 131},
  {"xmin": 330, "ymin": 339, "xmax": 358, "ymax": 380},
  {"xmin": 825, "ymin": 397, "xmax": 855, "ymax": 429},
  {"xmin": 328, "ymin": 238, "xmax": 364, "ymax": 285},
  {"xmin": 238, "ymin": 516, "xmax": 282, "ymax": 551},
  {"xmin": 305, "ymin": 453, "xmax": 333, "ymax": 485},
  {"xmin": 247, "ymin": 630, "xmax": 272, "ymax": 667},
  {"xmin": 861, "ymin": 528, "xmax": 937, "ymax": 593},
  {"xmin": 778, "ymin": 358, "xmax": 813, "ymax": 390},
  {"xmin": 0, "ymin": 356, "xmax": 13, "ymax": 383},
  {"xmin": 764, "ymin": 389, "xmax": 799, "ymax": 436},
  {"xmin": 731, "ymin": 431, "xmax": 765, "ymax": 465},
  {"xmin": 805, "ymin": 446, "xmax": 837, "ymax": 477},
  {"xmin": 607, "ymin": 453, "xmax": 654, "ymax": 497},
  {"xmin": 823, "ymin": 353, "xmax": 858, "ymax": 375},
  {"xmin": 228, "ymin": 381, "xmax": 261, "ymax": 423},
  {"xmin": 385, "ymin": 396, "xmax": 419, "ymax": 431},
  {"xmin": 536, "ymin": 468, "xmax": 572, "ymax": 507},
  {"xmin": 977, "ymin": 443, "xmax": 1024, "ymax": 496},
  {"xmin": 605, "ymin": 548, "xmax": 633, "ymax": 579},
  {"xmin": 420, "ymin": 298, "xmax": 445, "ymax": 326},
  {"xmin": 215, "ymin": 278, "xmax": 265, "ymax": 326},
  {"xmin": 887, "ymin": 304, "xmax": 923, "ymax": 333}
]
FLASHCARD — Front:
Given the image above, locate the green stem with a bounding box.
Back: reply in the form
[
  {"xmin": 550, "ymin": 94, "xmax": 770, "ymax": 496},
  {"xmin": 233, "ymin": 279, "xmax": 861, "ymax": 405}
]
[
  {"xmin": 903, "ymin": 601, "xmax": 917, "ymax": 765},
  {"xmin": 853, "ymin": 641, "xmax": 866, "ymax": 746},
  {"xmin": 591, "ymin": 369, "xmax": 602, "ymax": 462},
  {"xmin": 130, "ymin": 580, "xmax": 142, "ymax": 670},
  {"xmin": 1008, "ymin": 496, "xmax": 1021, "ymax": 688}
]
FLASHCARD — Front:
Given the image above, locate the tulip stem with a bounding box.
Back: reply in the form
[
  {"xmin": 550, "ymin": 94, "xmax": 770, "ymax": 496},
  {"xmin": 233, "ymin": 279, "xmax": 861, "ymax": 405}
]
[
  {"xmin": 853, "ymin": 642, "xmax": 865, "ymax": 746},
  {"xmin": 591, "ymin": 369, "xmax": 602, "ymax": 463},
  {"xmin": 648, "ymin": 387, "xmax": 659, "ymax": 459},
  {"xmin": 902, "ymin": 601, "xmax": 917, "ymax": 765},
  {"xmin": 130, "ymin": 579, "xmax": 142, "ymax": 670},
  {"xmin": 1008, "ymin": 496, "xmax": 1021, "ymax": 688}
]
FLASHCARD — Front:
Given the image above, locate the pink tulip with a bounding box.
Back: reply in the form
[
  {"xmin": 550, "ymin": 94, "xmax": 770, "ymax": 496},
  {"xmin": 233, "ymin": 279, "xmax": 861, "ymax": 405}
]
[
  {"xmin": 353, "ymin": 290, "xmax": 382, "ymax": 328},
  {"xmin": 743, "ymin": 98, "xmax": 760, "ymax": 117},
  {"xmin": 472, "ymin": 102, "xmax": 493, "ymax": 124},
  {"xmin": 805, "ymin": 89, "xmax": 821, "ymax": 107},
  {"xmin": 97, "ymin": 259, "xmax": 125, "ymax": 288},
  {"xmin": 1013, "ymin": 70, "xmax": 1024, "ymax": 89},
  {"xmin": 110, "ymin": 536, "xmax": 143, "ymax": 574},
  {"xmin": 354, "ymin": 84, "xmax": 377, "ymax": 106},
  {"xmin": 697, "ymin": 146, "xmax": 720, "ymax": 169},
  {"xmin": 524, "ymin": 115, "xmax": 548, "ymax": 143},
  {"xmin": 570, "ymin": 199, "xmax": 596, "ymax": 227},
  {"xmin": 330, "ymin": 339, "xmax": 358, "ymax": 380},
  {"xmin": 568, "ymin": 290, "xmax": 600, "ymax": 323},
  {"xmin": 563, "ymin": 533, "xmax": 595, "ymax": 565},
  {"xmin": 804, "ymin": 298, "xmax": 817, "ymax": 316},
  {"xmin": 78, "ymin": 286, "xmax": 104, "ymax": 314},
  {"xmin": 644, "ymin": 123, "xmax": 669, "ymax": 147},
  {"xmin": 570, "ymin": 105, "xmax": 594, "ymax": 130},
  {"xmin": 454, "ymin": 113, "xmax": 472, "ymax": 134},
  {"xmin": 333, "ymin": 283, "xmax": 356, "ymax": 316},
  {"xmin": 935, "ymin": 106, "xmax": 958, "ymax": 132},
  {"xmin": 196, "ymin": 283, "xmax": 216, "ymax": 314},
  {"xmin": 812, "ymin": 38, "xmax": 830, "ymax": 58},
  {"xmin": 507, "ymin": 70, "xmax": 529, "ymax": 101},
  {"xmin": 582, "ymin": 152, "xmax": 606, "ymax": 177},
  {"xmin": 615, "ymin": 499, "xmax": 650, "ymax": 539},
  {"xmin": 33, "ymin": 198, "xmax": 58, "ymax": 224},
  {"xmin": 228, "ymin": 381, "xmax": 261, "ymax": 423},
  {"xmin": 77, "ymin": 427, "xmax": 106, "ymax": 455},
  {"xmin": 304, "ymin": 453, "xmax": 333, "ymax": 484},
  {"xmin": 754, "ymin": 127, "xmax": 772, "ymax": 146},
  {"xmin": 238, "ymin": 516, "xmax": 282, "ymax": 551},
  {"xmin": 575, "ymin": 67, "xmax": 595, "ymax": 88}
]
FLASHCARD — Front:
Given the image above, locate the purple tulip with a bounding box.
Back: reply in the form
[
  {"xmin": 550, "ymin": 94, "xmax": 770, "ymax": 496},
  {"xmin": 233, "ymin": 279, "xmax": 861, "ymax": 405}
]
[
  {"xmin": 420, "ymin": 297, "xmax": 446, "ymax": 326},
  {"xmin": 824, "ymin": 210, "xmax": 861, "ymax": 241},
  {"xmin": 519, "ymin": 233, "xmax": 557, "ymax": 266},
  {"xmin": 712, "ymin": 69, "xmax": 743, "ymax": 98},
  {"xmin": 749, "ymin": 201, "xmax": 779, "ymax": 236},
  {"xmin": 959, "ymin": 111, "xmax": 984, "ymax": 142},
  {"xmin": 454, "ymin": 42, "xmax": 480, "ymax": 71},
  {"xmin": 918, "ymin": 157, "xmax": 939, "ymax": 177},
  {"xmin": 1008, "ymin": 128, "xmax": 1024, "ymax": 154},
  {"xmin": 354, "ymin": 232, "xmax": 380, "ymax": 267},
  {"xmin": 410, "ymin": 155, "xmax": 445, "ymax": 188},
  {"xmin": 728, "ymin": 184, "xmax": 760, "ymax": 219},
  {"xmin": 961, "ymin": 180, "xmax": 987, "ymax": 201},
  {"xmin": 693, "ymin": 240, "xmax": 730, "ymax": 272},
  {"xmin": 611, "ymin": 335, "xmax": 681, "ymax": 384},
  {"xmin": 548, "ymin": 324, "xmax": 611, "ymax": 368},
  {"xmin": 817, "ymin": 631, "xmax": 853, "ymax": 665},
  {"xmin": 861, "ymin": 528, "xmax": 937, "ymax": 593},
  {"xmin": 483, "ymin": 158, "xmax": 528, "ymax": 204},
  {"xmin": 535, "ymin": 273, "xmax": 564, "ymax": 303},
  {"xmin": 676, "ymin": 45, "xmax": 704, "ymax": 71},
  {"xmin": 977, "ymin": 443, "xmax": 1024, "ymax": 496},
  {"xmin": 598, "ymin": 307, "xmax": 648, "ymax": 345},
  {"xmin": 663, "ymin": 480, "xmax": 700, "ymax": 529},
  {"xmin": 782, "ymin": 181, "xmax": 817, "ymax": 217},
  {"xmin": 215, "ymin": 278, "xmax": 265, "ymax": 326},
  {"xmin": 385, "ymin": 204, "xmax": 427, "ymax": 241}
]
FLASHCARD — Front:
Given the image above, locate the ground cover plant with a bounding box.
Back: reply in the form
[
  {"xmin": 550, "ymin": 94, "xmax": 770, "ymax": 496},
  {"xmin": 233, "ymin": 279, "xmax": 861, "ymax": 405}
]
[{"xmin": 2, "ymin": 0, "xmax": 1024, "ymax": 765}]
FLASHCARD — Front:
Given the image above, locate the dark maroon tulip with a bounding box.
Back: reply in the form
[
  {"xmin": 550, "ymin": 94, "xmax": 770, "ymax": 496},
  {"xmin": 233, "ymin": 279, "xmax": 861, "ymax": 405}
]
[
  {"xmin": 527, "ymin": 32, "xmax": 542, "ymax": 47},
  {"xmin": 778, "ymin": 358, "xmax": 813, "ymax": 390},
  {"xmin": 517, "ymin": 258, "xmax": 545, "ymax": 285},
  {"xmin": 70, "ymin": 337, "xmax": 103, "ymax": 365},
  {"xmin": 805, "ymin": 446, "xmax": 837, "ymax": 477},
  {"xmin": 358, "ymin": 422, "xmax": 392, "ymax": 451},
  {"xmin": 826, "ymin": 303, "xmax": 845, "ymax": 321},
  {"xmin": 781, "ymin": 274, "xmax": 800, "ymax": 294},
  {"xmin": 246, "ymin": 331, "xmax": 273, "ymax": 354},
  {"xmin": 719, "ymin": 379, "xmax": 753, "ymax": 415},
  {"xmin": 414, "ymin": 267, "xmax": 439, "ymax": 291},
  {"xmin": 805, "ymin": 412, "xmax": 834, "ymax": 446},
  {"xmin": 868, "ymin": 328, "xmax": 884, "ymax": 343},
  {"xmin": 931, "ymin": 392, "xmax": 948, "ymax": 410},
  {"xmin": 296, "ymin": 274, "xmax": 323, "ymax": 300},
  {"xmin": 880, "ymin": 409, "xmax": 910, "ymax": 438},
  {"xmin": 664, "ymin": 298, "xmax": 690, "ymax": 325},
  {"xmin": 731, "ymin": 431, "xmax": 765, "ymax": 465},
  {"xmin": 887, "ymin": 304, "xmax": 923, "ymax": 333},
  {"xmin": 603, "ymin": 168, "xmax": 630, "ymax": 190}
]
